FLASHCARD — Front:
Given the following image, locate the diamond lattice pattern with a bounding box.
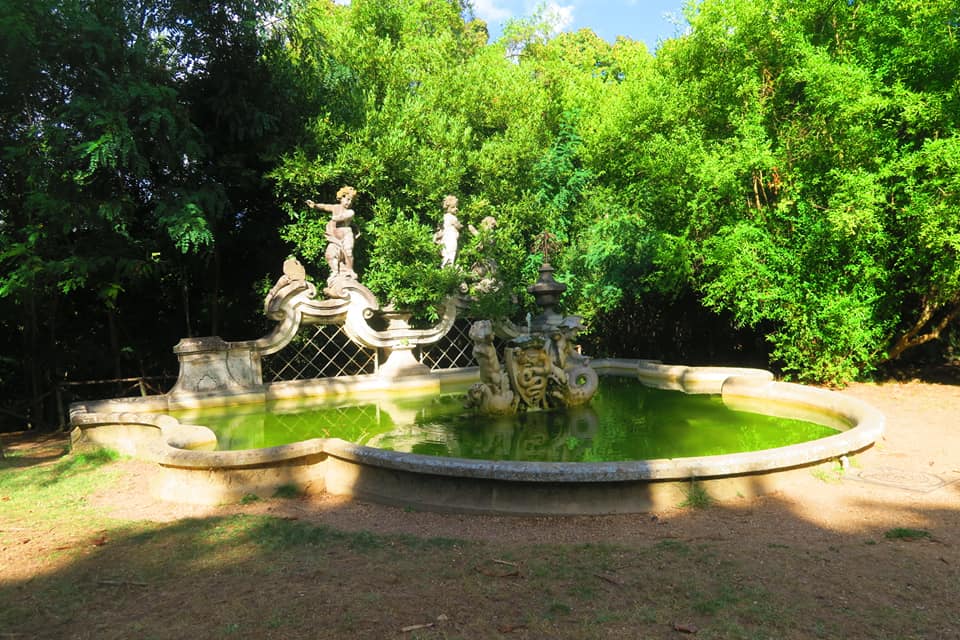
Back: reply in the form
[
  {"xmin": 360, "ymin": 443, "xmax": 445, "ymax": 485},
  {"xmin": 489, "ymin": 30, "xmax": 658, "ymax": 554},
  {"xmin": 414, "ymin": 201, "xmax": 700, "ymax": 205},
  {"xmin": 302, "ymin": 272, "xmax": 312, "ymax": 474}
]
[
  {"xmin": 264, "ymin": 324, "xmax": 377, "ymax": 382},
  {"xmin": 267, "ymin": 403, "xmax": 382, "ymax": 440},
  {"xmin": 420, "ymin": 319, "xmax": 493, "ymax": 371}
]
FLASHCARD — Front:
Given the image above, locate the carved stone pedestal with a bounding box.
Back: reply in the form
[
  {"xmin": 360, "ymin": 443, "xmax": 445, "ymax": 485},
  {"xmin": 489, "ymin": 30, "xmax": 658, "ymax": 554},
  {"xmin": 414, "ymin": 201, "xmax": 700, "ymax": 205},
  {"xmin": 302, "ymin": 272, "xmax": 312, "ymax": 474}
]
[{"xmin": 377, "ymin": 346, "xmax": 431, "ymax": 378}]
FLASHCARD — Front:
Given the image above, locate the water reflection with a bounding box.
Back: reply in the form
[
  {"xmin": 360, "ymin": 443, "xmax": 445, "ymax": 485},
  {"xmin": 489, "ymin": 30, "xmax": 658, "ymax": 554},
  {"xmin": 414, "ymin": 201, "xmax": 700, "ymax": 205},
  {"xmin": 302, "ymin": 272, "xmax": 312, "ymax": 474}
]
[
  {"xmin": 178, "ymin": 378, "xmax": 840, "ymax": 462},
  {"xmin": 380, "ymin": 406, "xmax": 600, "ymax": 462}
]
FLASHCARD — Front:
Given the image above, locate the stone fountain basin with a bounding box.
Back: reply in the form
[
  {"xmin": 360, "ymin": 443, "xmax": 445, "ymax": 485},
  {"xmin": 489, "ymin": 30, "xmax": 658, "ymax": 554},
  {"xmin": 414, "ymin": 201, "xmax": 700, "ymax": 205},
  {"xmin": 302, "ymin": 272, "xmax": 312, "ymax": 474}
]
[{"xmin": 69, "ymin": 360, "xmax": 884, "ymax": 515}]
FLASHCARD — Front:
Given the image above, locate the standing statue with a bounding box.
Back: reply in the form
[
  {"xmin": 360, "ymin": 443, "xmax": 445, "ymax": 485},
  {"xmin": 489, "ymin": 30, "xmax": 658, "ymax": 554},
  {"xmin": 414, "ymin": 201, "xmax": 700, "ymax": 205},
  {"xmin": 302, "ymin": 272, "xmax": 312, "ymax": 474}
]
[
  {"xmin": 306, "ymin": 186, "xmax": 358, "ymax": 281},
  {"xmin": 434, "ymin": 195, "xmax": 462, "ymax": 268}
]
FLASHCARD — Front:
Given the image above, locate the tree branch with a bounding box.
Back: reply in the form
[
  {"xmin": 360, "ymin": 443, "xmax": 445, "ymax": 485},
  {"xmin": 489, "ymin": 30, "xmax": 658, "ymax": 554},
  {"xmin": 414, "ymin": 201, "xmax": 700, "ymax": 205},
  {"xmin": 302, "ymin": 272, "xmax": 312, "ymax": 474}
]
[{"xmin": 885, "ymin": 299, "xmax": 960, "ymax": 362}]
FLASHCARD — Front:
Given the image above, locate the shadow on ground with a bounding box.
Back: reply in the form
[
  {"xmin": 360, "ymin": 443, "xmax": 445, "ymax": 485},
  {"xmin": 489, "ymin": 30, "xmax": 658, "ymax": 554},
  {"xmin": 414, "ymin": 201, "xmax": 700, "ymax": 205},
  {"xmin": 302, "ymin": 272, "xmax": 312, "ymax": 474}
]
[
  {"xmin": 2, "ymin": 377, "xmax": 959, "ymax": 640},
  {"xmin": 1, "ymin": 453, "xmax": 957, "ymax": 640}
]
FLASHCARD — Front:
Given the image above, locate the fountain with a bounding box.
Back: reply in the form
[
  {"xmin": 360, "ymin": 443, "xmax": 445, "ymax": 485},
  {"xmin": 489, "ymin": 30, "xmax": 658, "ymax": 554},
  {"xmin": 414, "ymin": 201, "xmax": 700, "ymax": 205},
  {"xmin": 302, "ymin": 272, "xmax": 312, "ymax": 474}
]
[
  {"xmin": 463, "ymin": 231, "xmax": 600, "ymax": 416},
  {"xmin": 69, "ymin": 193, "xmax": 884, "ymax": 514}
]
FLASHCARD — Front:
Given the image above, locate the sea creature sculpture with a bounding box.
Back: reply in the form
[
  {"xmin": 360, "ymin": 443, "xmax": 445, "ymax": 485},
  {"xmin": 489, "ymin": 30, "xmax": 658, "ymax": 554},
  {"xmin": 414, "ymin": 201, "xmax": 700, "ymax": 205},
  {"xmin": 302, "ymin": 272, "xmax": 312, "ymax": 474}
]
[{"xmin": 464, "ymin": 316, "xmax": 598, "ymax": 415}]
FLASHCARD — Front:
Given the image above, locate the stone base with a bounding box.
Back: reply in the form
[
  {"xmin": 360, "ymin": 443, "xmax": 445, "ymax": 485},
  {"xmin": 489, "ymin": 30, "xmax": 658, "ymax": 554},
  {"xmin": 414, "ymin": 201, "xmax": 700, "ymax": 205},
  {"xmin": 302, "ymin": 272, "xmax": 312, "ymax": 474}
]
[
  {"xmin": 377, "ymin": 347, "xmax": 431, "ymax": 378},
  {"xmin": 322, "ymin": 456, "xmax": 813, "ymax": 515},
  {"xmin": 68, "ymin": 364, "xmax": 885, "ymax": 514}
]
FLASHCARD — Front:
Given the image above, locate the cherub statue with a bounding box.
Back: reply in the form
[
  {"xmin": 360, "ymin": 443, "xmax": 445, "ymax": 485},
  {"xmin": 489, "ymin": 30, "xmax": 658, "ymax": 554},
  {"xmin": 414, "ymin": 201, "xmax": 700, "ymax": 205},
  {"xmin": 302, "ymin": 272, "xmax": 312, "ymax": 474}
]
[
  {"xmin": 306, "ymin": 186, "xmax": 358, "ymax": 280},
  {"xmin": 464, "ymin": 216, "xmax": 502, "ymax": 294},
  {"xmin": 468, "ymin": 215, "xmax": 498, "ymax": 240},
  {"xmin": 434, "ymin": 195, "xmax": 463, "ymax": 268}
]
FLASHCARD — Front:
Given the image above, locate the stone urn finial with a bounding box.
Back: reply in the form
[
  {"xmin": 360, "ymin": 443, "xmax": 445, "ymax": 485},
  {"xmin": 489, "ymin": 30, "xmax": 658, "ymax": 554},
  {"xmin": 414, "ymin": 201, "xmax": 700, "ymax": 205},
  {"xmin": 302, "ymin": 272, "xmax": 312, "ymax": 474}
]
[
  {"xmin": 527, "ymin": 262, "xmax": 567, "ymax": 330},
  {"xmin": 528, "ymin": 231, "xmax": 566, "ymax": 331}
]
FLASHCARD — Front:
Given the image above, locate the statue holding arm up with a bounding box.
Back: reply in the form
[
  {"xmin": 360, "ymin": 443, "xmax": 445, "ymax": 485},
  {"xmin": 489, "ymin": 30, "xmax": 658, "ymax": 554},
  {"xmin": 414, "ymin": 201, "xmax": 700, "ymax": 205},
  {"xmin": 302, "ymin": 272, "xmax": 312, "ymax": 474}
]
[{"xmin": 306, "ymin": 185, "xmax": 358, "ymax": 280}]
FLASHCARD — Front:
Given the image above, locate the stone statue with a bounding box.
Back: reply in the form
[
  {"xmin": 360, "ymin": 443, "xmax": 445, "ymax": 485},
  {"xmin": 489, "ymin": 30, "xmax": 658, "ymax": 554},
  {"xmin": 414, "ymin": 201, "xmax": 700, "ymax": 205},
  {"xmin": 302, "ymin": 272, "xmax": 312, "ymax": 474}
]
[
  {"xmin": 464, "ymin": 320, "xmax": 516, "ymax": 414},
  {"xmin": 306, "ymin": 186, "xmax": 358, "ymax": 282},
  {"xmin": 434, "ymin": 195, "xmax": 462, "ymax": 268},
  {"xmin": 504, "ymin": 335, "xmax": 553, "ymax": 411},
  {"xmin": 464, "ymin": 314, "xmax": 598, "ymax": 415},
  {"xmin": 463, "ymin": 215, "xmax": 502, "ymax": 295},
  {"xmin": 264, "ymin": 257, "xmax": 312, "ymax": 317},
  {"xmin": 468, "ymin": 215, "xmax": 498, "ymax": 240},
  {"xmin": 546, "ymin": 317, "xmax": 597, "ymax": 407}
]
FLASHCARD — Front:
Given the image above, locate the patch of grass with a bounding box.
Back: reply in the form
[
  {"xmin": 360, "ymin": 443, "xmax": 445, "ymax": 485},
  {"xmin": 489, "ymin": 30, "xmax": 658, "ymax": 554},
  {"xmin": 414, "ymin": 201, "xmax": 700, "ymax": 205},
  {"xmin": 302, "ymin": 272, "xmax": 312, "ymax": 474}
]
[
  {"xmin": 348, "ymin": 529, "xmax": 384, "ymax": 551},
  {"xmin": 568, "ymin": 583, "xmax": 597, "ymax": 600},
  {"xmin": 810, "ymin": 462, "xmax": 844, "ymax": 483},
  {"xmin": 690, "ymin": 583, "xmax": 739, "ymax": 615},
  {"xmin": 592, "ymin": 610, "xmax": 626, "ymax": 624},
  {"xmin": 654, "ymin": 539, "xmax": 691, "ymax": 555},
  {"xmin": 238, "ymin": 515, "xmax": 463, "ymax": 553},
  {"xmin": 69, "ymin": 447, "xmax": 120, "ymax": 464},
  {"xmin": 679, "ymin": 478, "xmax": 713, "ymax": 509},
  {"xmin": 240, "ymin": 516, "xmax": 344, "ymax": 549},
  {"xmin": 272, "ymin": 483, "xmax": 302, "ymax": 499},
  {"xmin": 239, "ymin": 493, "xmax": 260, "ymax": 505},
  {"xmin": 884, "ymin": 527, "xmax": 931, "ymax": 541},
  {"xmin": 0, "ymin": 448, "xmax": 123, "ymax": 524},
  {"xmin": 0, "ymin": 446, "xmax": 119, "ymax": 482},
  {"xmin": 41, "ymin": 449, "xmax": 120, "ymax": 487},
  {"xmin": 634, "ymin": 605, "xmax": 658, "ymax": 624}
]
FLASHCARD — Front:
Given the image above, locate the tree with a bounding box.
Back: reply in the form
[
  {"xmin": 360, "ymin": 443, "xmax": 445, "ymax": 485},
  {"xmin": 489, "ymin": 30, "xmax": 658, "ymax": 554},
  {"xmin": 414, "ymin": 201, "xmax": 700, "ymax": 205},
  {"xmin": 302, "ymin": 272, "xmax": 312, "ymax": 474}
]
[
  {"xmin": 0, "ymin": 0, "xmax": 304, "ymax": 427},
  {"xmin": 659, "ymin": 0, "xmax": 960, "ymax": 381},
  {"xmin": 272, "ymin": 0, "xmax": 556, "ymax": 316}
]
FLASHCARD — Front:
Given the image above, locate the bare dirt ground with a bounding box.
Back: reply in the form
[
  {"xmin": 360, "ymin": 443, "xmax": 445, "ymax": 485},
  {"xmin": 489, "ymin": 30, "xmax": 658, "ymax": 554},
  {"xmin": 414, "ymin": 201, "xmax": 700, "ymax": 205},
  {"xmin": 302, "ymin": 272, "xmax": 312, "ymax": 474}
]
[{"xmin": 2, "ymin": 377, "xmax": 959, "ymax": 639}]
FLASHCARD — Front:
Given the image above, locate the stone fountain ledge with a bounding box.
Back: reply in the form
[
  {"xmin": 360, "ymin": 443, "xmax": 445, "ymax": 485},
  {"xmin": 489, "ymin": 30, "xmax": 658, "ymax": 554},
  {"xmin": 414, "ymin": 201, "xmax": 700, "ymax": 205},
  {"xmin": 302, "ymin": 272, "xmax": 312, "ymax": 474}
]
[{"xmin": 69, "ymin": 362, "xmax": 885, "ymax": 514}]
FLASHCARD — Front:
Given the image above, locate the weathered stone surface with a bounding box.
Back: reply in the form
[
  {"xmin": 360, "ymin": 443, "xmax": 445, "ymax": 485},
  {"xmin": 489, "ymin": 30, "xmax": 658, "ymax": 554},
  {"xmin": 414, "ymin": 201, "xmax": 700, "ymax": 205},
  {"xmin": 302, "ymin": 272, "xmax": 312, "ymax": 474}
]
[
  {"xmin": 169, "ymin": 337, "xmax": 262, "ymax": 395},
  {"xmin": 70, "ymin": 363, "xmax": 885, "ymax": 513}
]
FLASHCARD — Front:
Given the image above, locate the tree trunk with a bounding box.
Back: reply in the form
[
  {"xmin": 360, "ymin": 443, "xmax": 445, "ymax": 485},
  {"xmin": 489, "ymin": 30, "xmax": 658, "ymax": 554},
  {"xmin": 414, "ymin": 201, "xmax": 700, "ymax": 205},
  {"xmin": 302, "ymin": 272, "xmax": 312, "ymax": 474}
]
[
  {"xmin": 25, "ymin": 290, "xmax": 43, "ymax": 429},
  {"xmin": 210, "ymin": 244, "xmax": 221, "ymax": 336},
  {"xmin": 885, "ymin": 298, "xmax": 960, "ymax": 362},
  {"xmin": 182, "ymin": 278, "xmax": 193, "ymax": 338},
  {"xmin": 107, "ymin": 308, "xmax": 123, "ymax": 380}
]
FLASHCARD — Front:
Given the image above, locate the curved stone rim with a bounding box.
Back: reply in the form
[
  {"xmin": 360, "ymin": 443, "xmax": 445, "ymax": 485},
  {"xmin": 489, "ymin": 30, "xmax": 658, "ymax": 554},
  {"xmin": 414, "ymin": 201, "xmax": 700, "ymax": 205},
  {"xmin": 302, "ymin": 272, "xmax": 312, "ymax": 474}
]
[
  {"xmin": 320, "ymin": 377, "xmax": 884, "ymax": 482},
  {"xmin": 70, "ymin": 361, "xmax": 885, "ymax": 484}
]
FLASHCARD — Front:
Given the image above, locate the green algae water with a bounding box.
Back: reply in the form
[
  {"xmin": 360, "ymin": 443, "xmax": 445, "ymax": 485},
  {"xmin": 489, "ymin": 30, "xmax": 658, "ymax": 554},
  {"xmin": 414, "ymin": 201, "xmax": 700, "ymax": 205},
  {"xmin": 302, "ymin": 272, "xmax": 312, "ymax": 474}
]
[
  {"xmin": 177, "ymin": 378, "xmax": 841, "ymax": 462},
  {"xmin": 180, "ymin": 377, "xmax": 839, "ymax": 462}
]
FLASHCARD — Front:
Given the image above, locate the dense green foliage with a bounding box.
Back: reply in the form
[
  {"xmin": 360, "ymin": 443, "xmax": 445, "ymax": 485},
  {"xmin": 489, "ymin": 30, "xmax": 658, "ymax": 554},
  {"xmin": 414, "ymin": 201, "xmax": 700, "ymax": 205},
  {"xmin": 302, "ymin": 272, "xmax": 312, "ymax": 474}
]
[
  {"xmin": 0, "ymin": 0, "xmax": 305, "ymax": 426},
  {"xmin": 2, "ymin": 0, "xmax": 959, "ymax": 429}
]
